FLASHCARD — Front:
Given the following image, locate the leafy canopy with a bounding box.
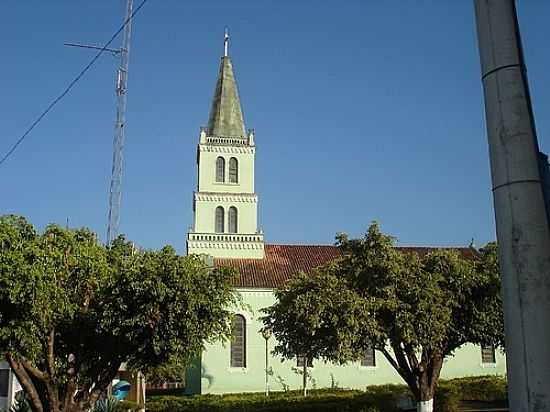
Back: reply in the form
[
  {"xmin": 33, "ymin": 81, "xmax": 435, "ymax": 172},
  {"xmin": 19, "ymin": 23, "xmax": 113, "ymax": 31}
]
[
  {"xmin": 262, "ymin": 222, "xmax": 503, "ymax": 404},
  {"xmin": 0, "ymin": 215, "xmax": 237, "ymax": 412}
]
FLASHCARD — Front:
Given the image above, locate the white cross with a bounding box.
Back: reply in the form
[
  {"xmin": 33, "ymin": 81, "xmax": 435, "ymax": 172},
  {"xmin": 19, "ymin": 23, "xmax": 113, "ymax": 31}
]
[{"xmin": 224, "ymin": 29, "xmax": 229, "ymax": 57}]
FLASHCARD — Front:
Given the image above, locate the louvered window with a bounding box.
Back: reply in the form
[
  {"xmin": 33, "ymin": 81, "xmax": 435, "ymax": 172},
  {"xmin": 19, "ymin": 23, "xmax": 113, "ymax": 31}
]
[
  {"xmin": 481, "ymin": 345, "xmax": 496, "ymax": 364},
  {"xmin": 0, "ymin": 369, "xmax": 9, "ymax": 397},
  {"xmin": 228, "ymin": 207, "xmax": 238, "ymax": 233},
  {"xmin": 229, "ymin": 157, "xmax": 238, "ymax": 183},
  {"xmin": 215, "ymin": 206, "xmax": 224, "ymax": 233},
  {"xmin": 231, "ymin": 315, "xmax": 246, "ymax": 368},
  {"xmin": 216, "ymin": 157, "xmax": 225, "ymax": 182},
  {"xmin": 296, "ymin": 355, "xmax": 313, "ymax": 368},
  {"xmin": 361, "ymin": 347, "xmax": 376, "ymax": 367}
]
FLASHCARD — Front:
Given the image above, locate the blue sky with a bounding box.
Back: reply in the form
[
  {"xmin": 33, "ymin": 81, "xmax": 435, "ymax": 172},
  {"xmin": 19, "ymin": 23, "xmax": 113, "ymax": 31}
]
[{"xmin": 1, "ymin": 1, "xmax": 549, "ymax": 253}]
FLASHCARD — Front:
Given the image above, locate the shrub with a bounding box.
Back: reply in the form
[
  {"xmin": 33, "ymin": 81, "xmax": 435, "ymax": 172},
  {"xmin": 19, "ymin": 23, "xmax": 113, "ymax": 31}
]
[
  {"xmin": 435, "ymin": 376, "xmax": 507, "ymax": 412},
  {"xmin": 118, "ymin": 400, "xmax": 141, "ymax": 411},
  {"xmin": 146, "ymin": 389, "xmax": 392, "ymax": 412},
  {"xmin": 146, "ymin": 387, "xmax": 185, "ymax": 397},
  {"xmin": 91, "ymin": 397, "xmax": 121, "ymax": 412},
  {"xmin": 144, "ymin": 376, "xmax": 507, "ymax": 412}
]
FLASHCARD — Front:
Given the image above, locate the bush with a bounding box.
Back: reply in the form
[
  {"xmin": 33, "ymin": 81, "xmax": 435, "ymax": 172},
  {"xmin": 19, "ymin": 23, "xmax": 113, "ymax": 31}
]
[
  {"xmin": 119, "ymin": 400, "xmax": 142, "ymax": 411},
  {"xmin": 146, "ymin": 389, "xmax": 392, "ymax": 412},
  {"xmin": 144, "ymin": 376, "xmax": 507, "ymax": 412},
  {"xmin": 435, "ymin": 376, "xmax": 507, "ymax": 412},
  {"xmin": 146, "ymin": 387, "xmax": 185, "ymax": 397}
]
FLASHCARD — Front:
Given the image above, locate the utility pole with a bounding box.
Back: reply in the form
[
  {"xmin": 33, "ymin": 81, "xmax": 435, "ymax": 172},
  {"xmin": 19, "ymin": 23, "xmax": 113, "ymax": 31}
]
[
  {"xmin": 65, "ymin": 0, "xmax": 134, "ymax": 245},
  {"xmin": 474, "ymin": 1, "xmax": 550, "ymax": 411}
]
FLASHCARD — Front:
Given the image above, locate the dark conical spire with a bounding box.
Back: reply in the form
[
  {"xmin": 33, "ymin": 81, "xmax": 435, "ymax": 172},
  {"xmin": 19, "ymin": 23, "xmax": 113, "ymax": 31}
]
[{"xmin": 207, "ymin": 55, "xmax": 246, "ymax": 138}]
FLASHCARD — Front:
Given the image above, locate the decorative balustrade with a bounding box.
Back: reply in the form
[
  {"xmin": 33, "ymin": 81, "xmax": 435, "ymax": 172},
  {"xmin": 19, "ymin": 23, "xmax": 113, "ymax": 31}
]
[
  {"xmin": 188, "ymin": 232, "xmax": 264, "ymax": 243},
  {"xmin": 205, "ymin": 136, "xmax": 249, "ymax": 146}
]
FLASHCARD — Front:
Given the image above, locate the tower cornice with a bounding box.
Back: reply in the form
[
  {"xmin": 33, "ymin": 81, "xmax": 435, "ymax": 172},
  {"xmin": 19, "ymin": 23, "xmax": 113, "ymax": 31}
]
[
  {"xmin": 194, "ymin": 192, "xmax": 258, "ymax": 203},
  {"xmin": 198, "ymin": 143, "xmax": 255, "ymax": 155}
]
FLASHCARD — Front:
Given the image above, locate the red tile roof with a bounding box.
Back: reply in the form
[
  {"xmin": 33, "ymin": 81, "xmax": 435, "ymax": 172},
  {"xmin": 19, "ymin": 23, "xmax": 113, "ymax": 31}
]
[{"xmin": 214, "ymin": 244, "xmax": 477, "ymax": 289}]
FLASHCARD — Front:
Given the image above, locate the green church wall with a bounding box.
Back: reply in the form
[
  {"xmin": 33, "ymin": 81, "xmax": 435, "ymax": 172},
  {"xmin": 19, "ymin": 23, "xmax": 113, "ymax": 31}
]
[{"xmin": 187, "ymin": 289, "xmax": 506, "ymax": 394}]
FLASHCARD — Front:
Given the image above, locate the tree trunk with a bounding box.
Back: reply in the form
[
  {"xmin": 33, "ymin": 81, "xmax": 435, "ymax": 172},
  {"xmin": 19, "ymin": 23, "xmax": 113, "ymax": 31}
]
[
  {"xmin": 302, "ymin": 363, "xmax": 307, "ymax": 397},
  {"xmin": 415, "ymin": 376, "xmax": 435, "ymax": 412},
  {"xmin": 6, "ymin": 354, "xmax": 44, "ymax": 412},
  {"xmin": 415, "ymin": 352, "xmax": 443, "ymax": 412},
  {"xmin": 417, "ymin": 398, "xmax": 433, "ymax": 412}
]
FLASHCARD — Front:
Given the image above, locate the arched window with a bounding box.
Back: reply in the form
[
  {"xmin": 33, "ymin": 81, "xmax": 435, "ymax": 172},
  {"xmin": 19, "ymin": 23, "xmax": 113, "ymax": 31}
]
[
  {"xmin": 229, "ymin": 157, "xmax": 238, "ymax": 183},
  {"xmin": 216, "ymin": 157, "xmax": 225, "ymax": 182},
  {"xmin": 361, "ymin": 346, "xmax": 376, "ymax": 367},
  {"xmin": 228, "ymin": 207, "xmax": 238, "ymax": 233},
  {"xmin": 215, "ymin": 206, "xmax": 224, "ymax": 233},
  {"xmin": 231, "ymin": 315, "xmax": 246, "ymax": 367},
  {"xmin": 481, "ymin": 345, "xmax": 496, "ymax": 364}
]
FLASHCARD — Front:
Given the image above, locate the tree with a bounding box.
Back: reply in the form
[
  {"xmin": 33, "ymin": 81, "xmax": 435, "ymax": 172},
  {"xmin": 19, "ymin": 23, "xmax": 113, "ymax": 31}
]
[
  {"xmin": 260, "ymin": 269, "xmax": 372, "ymax": 396},
  {"xmin": 262, "ymin": 222, "xmax": 504, "ymax": 411},
  {"xmin": 334, "ymin": 223, "xmax": 504, "ymax": 412},
  {"xmin": 140, "ymin": 355, "xmax": 188, "ymax": 387},
  {"xmin": 0, "ymin": 215, "xmax": 237, "ymax": 412}
]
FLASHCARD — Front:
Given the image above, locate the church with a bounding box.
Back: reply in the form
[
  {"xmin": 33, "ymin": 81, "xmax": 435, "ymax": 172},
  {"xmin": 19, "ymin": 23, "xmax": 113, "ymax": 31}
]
[{"xmin": 183, "ymin": 37, "xmax": 506, "ymax": 395}]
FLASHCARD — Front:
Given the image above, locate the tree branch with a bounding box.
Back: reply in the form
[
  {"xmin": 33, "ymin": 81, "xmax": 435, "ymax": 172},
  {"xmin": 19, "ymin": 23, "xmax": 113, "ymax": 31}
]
[
  {"xmin": 20, "ymin": 355, "xmax": 60, "ymax": 412},
  {"xmin": 6, "ymin": 354, "xmax": 44, "ymax": 412},
  {"xmin": 61, "ymin": 354, "xmax": 78, "ymax": 412},
  {"xmin": 390, "ymin": 342, "xmax": 420, "ymax": 398},
  {"xmin": 76, "ymin": 360, "xmax": 122, "ymax": 411},
  {"xmin": 381, "ymin": 347, "xmax": 418, "ymax": 397},
  {"xmin": 46, "ymin": 328, "xmax": 56, "ymax": 379},
  {"xmin": 92, "ymin": 362, "xmax": 121, "ymax": 405},
  {"xmin": 404, "ymin": 343, "xmax": 419, "ymax": 371},
  {"xmin": 19, "ymin": 357, "xmax": 47, "ymax": 383}
]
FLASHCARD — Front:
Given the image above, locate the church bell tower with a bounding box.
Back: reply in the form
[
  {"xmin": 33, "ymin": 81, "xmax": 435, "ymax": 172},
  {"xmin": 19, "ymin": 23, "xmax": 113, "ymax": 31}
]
[{"xmin": 187, "ymin": 32, "xmax": 265, "ymax": 259}]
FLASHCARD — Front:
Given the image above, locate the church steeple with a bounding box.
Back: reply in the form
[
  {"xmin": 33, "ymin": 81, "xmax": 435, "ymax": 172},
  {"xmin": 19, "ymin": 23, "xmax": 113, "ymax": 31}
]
[
  {"xmin": 206, "ymin": 37, "xmax": 246, "ymax": 138},
  {"xmin": 187, "ymin": 34, "xmax": 264, "ymax": 259}
]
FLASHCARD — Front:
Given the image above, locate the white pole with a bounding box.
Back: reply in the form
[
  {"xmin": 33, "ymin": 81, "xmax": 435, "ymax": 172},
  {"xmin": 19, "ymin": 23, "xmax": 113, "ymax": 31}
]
[
  {"xmin": 474, "ymin": 1, "xmax": 550, "ymax": 411},
  {"xmin": 265, "ymin": 338, "xmax": 269, "ymax": 396}
]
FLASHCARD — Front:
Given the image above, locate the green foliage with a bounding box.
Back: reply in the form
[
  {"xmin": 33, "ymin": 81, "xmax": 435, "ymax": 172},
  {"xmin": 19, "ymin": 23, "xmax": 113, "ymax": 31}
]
[
  {"xmin": 335, "ymin": 224, "xmax": 504, "ymax": 355},
  {"xmin": 4, "ymin": 392, "xmax": 32, "ymax": 412},
  {"xmin": 291, "ymin": 366, "xmax": 317, "ymax": 389},
  {"xmin": 144, "ymin": 377, "xmax": 507, "ymax": 412},
  {"xmin": 90, "ymin": 396, "xmax": 121, "ymax": 412},
  {"xmin": 260, "ymin": 268, "xmax": 372, "ymax": 365},
  {"xmin": 142, "ymin": 356, "xmax": 187, "ymax": 386},
  {"xmin": 146, "ymin": 389, "xmax": 389, "ymax": 412},
  {"xmin": 0, "ymin": 215, "xmax": 238, "ymax": 412},
  {"xmin": 261, "ymin": 222, "xmax": 504, "ymax": 403},
  {"xmin": 118, "ymin": 400, "xmax": 141, "ymax": 412},
  {"xmin": 437, "ymin": 375, "xmax": 507, "ymax": 402},
  {"xmin": 146, "ymin": 387, "xmax": 185, "ymax": 397},
  {"xmin": 260, "ymin": 267, "xmax": 374, "ymax": 395},
  {"xmin": 88, "ymin": 397, "xmax": 140, "ymax": 412},
  {"xmin": 433, "ymin": 375, "xmax": 507, "ymax": 412}
]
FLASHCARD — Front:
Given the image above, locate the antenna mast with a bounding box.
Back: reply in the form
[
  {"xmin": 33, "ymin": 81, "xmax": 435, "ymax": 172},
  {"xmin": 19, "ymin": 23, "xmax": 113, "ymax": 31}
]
[{"xmin": 107, "ymin": 0, "xmax": 133, "ymax": 244}]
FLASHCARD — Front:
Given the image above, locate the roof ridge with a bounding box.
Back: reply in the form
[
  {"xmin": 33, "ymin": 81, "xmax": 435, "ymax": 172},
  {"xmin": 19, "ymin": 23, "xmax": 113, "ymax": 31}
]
[
  {"xmin": 266, "ymin": 243, "xmax": 335, "ymax": 247},
  {"xmin": 264, "ymin": 243, "xmax": 472, "ymax": 249},
  {"xmin": 396, "ymin": 245, "xmax": 471, "ymax": 249}
]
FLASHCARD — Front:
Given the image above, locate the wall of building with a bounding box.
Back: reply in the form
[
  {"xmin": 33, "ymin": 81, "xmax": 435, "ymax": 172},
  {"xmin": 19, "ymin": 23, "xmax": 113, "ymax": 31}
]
[
  {"xmin": 193, "ymin": 193, "xmax": 258, "ymax": 234},
  {"xmin": 0, "ymin": 361, "xmax": 20, "ymax": 410},
  {"xmin": 187, "ymin": 289, "xmax": 506, "ymax": 394},
  {"xmin": 198, "ymin": 145, "xmax": 255, "ymax": 194}
]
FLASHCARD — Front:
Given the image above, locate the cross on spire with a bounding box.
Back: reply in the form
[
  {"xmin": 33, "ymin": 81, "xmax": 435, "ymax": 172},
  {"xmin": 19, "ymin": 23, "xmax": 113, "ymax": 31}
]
[{"xmin": 224, "ymin": 28, "xmax": 229, "ymax": 57}]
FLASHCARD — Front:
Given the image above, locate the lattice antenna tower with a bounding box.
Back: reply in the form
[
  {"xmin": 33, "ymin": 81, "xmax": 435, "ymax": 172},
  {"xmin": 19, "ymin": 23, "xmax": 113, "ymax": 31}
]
[
  {"xmin": 107, "ymin": 0, "xmax": 133, "ymax": 245},
  {"xmin": 65, "ymin": 0, "xmax": 134, "ymax": 245}
]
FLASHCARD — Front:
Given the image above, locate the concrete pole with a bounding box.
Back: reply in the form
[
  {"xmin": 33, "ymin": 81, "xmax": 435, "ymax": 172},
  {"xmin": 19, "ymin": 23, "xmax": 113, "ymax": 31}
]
[{"xmin": 474, "ymin": 1, "xmax": 550, "ymax": 411}]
